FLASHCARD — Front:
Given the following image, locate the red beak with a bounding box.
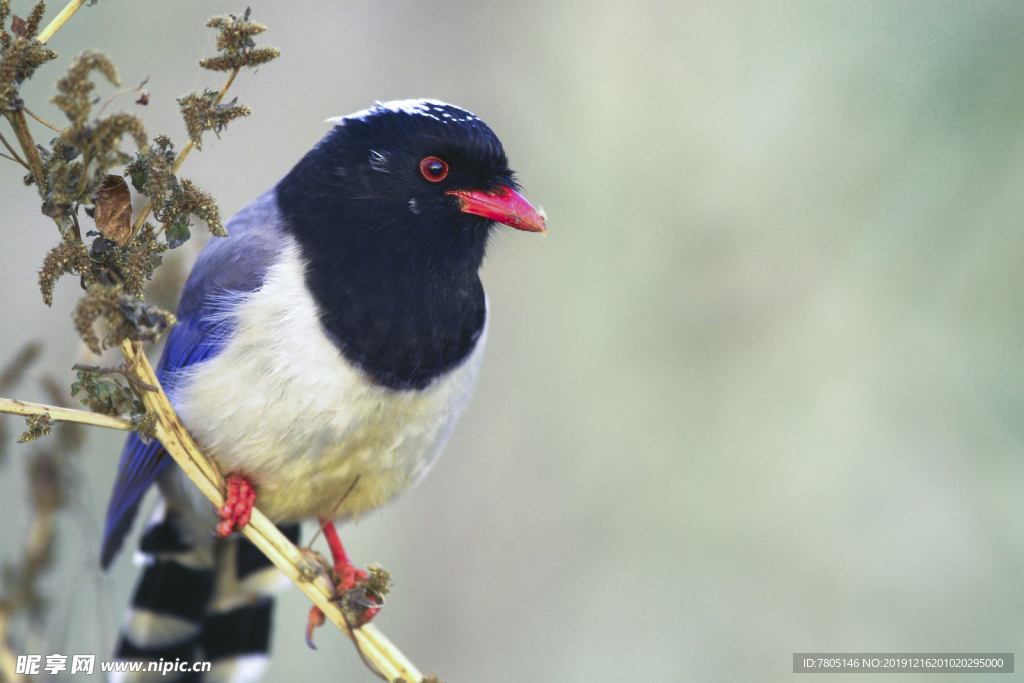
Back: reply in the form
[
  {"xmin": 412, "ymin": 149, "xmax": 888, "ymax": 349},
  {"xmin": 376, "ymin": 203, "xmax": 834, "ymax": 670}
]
[{"xmin": 447, "ymin": 185, "xmax": 547, "ymax": 234}]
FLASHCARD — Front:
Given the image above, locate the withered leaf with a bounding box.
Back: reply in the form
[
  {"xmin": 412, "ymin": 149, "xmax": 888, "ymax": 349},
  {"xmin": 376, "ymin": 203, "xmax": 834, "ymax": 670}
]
[
  {"xmin": 93, "ymin": 175, "xmax": 133, "ymax": 246},
  {"xmin": 10, "ymin": 14, "xmax": 28, "ymax": 37}
]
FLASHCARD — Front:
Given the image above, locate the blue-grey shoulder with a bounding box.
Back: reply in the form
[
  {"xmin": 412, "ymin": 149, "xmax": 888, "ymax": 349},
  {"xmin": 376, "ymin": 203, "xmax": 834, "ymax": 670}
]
[{"xmin": 177, "ymin": 190, "xmax": 290, "ymax": 318}]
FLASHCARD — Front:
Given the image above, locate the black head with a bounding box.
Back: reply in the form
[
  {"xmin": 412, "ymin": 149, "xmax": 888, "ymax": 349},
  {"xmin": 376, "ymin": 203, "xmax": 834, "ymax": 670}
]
[{"xmin": 275, "ymin": 99, "xmax": 544, "ymax": 390}]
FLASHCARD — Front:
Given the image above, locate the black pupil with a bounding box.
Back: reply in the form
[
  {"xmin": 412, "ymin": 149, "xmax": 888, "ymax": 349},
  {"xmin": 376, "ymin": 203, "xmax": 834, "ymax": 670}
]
[{"xmin": 428, "ymin": 160, "xmax": 445, "ymax": 177}]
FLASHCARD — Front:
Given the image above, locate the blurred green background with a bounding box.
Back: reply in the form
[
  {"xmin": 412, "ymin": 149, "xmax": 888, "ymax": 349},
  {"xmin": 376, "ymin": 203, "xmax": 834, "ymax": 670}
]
[{"xmin": 3, "ymin": 1, "xmax": 1024, "ymax": 681}]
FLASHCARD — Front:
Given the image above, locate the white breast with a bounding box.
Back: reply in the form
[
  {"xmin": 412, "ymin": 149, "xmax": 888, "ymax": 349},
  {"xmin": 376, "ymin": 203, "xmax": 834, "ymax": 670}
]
[{"xmin": 167, "ymin": 240, "xmax": 487, "ymax": 523}]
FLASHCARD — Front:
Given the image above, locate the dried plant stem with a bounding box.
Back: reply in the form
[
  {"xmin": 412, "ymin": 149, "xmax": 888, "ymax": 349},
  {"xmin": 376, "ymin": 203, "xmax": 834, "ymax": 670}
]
[
  {"xmin": 116, "ymin": 342, "xmax": 423, "ymax": 682},
  {"xmin": 37, "ymin": 0, "xmax": 88, "ymax": 44},
  {"xmin": 3, "ymin": 111, "xmax": 45, "ymax": 186},
  {"xmin": 131, "ymin": 65, "xmax": 243, "ymax": 236},
  {"xmin": 0, "ymin": 129, "xmax": 29, "ymax": 168},
  {"xmin": 0, "ymin": 397, "xmax": 133, "ymax": 431},
  {"xmin": 24, "ymin": 107, "xmax": 61, "ymax": 133}
]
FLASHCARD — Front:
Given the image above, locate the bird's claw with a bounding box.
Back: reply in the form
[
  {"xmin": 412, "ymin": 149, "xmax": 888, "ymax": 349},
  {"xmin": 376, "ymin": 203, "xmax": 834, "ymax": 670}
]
[
  {"xmin": 306, "ymin": 606, "xmax": 326, "ymax": 649},
  {"xmin": 337, "ymin": 564, "xmax": 368, "ymax": 592},
  {"xmin": 304, "ymin": 568, "xmax": 382, "ymax": 649},
  {"xmin": 303, "ymin": 523, "xmax": 383, "ymax": 649},
  {"xmin": 215, "ymin": 475, "xmax": 256, "ymax": 537}
]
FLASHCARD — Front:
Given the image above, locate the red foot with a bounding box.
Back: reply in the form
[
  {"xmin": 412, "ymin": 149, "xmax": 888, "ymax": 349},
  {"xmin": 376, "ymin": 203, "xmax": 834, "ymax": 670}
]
[
  {"xmin": 305, "ymin": 517, "xmax": 381, "ymax": 649},
  {"xmin": 215, "ymin": 475, "xmax": 256, "ymax": 537},
  {"xmin": 323, "ymin": 519, "xmax": 368, "ymax": 591}
]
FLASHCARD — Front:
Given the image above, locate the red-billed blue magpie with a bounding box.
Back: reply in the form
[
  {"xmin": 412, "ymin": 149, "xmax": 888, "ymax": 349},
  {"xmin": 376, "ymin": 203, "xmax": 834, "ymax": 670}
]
[{"xmin": 101, "ymin": 99, "xmax": 544, "ymax": 681}]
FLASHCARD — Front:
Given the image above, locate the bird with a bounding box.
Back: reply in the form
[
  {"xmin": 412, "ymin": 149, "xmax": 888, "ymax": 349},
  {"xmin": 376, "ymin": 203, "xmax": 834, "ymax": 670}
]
[{"xmin": 101, "ymin": 99, "xmax": 545, "ymax": 681}]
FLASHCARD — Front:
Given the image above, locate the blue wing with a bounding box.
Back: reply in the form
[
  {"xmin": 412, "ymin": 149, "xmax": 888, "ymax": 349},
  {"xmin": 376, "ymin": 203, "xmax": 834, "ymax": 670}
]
[
  {"xmin": 100, "ymin": 191, "xmax": 286, "ymax": 568},
  {"xmin": 99, "ymin": 316, "xmax": 225, "ymax": 568}
]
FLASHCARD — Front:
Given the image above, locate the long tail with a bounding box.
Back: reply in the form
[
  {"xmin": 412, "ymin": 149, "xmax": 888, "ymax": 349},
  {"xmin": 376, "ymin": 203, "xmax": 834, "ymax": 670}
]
[{"xmin": 112, "ymin": 501, "xmax": 299, "ymax": 683}]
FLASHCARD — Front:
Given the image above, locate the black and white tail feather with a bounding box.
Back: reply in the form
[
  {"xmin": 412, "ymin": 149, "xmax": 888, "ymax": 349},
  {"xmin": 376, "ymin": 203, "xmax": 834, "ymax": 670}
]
[{"xmin": 112, "ymin": 500, "xmax": 299, "ymax": 683}]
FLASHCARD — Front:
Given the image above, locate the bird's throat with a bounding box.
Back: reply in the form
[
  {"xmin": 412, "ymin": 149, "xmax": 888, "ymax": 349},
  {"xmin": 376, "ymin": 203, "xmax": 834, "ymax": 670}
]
[{"xmin": 303, "ymin": 253, "xmax": 487, "ymax": 391}]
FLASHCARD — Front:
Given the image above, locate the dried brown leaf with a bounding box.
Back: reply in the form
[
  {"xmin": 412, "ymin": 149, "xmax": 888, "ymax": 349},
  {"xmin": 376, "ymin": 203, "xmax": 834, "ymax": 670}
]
[
  {"xmin": 10, "ymin": 12, "xmax": 26, "ymax": 37},
  {"xmin": 93, "ymin": 174, "xmax": 133, "ymax": 246}
]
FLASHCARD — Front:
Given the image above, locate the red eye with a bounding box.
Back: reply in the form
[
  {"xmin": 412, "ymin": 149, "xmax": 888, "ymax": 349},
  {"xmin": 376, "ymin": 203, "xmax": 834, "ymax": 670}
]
[{"xmin": 420, "ymin": 156, "xmax": 449, "ymax": 182}]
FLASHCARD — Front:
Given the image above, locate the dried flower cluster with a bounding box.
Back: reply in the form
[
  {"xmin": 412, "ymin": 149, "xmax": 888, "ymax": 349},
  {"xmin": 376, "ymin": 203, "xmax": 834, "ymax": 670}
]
[
  {"xmin": 38, "ymin": 223, "xmax": 165, "ymax": 303},
  {"xmin": 17, "ymin": 412, "xmax": 53, "ymax": 442},
  {"xmin": 178, "ymin": 89, "xmax": 251, "ymax": 149},
  {"xmin": 125, "ymin": 133, "xmax": 175, "ymax": 207},
  {"xmin": 43, "ymin": 50, "xmax": 146, "ymax": 218},
  {"xmin": 125, "ymin": 136, "xmax": 227, "ymax": 246},
  {"xmin": 199, "ymin": 8, "xmax": 280, "ymax": 72},
  {"xmin": 72, "ymin": 284, "xmax": 176, "ymax": 353},
  {"xmin": 0, "ymin": 1, "xmax": 57, "ymax": 112},
  {"xmin": 23, "ymin": 8, "xmax": 280, "ymax": 360},
  {"xmin": 177, "ymin": 9, "xmax": 280, "ymax": 149}
]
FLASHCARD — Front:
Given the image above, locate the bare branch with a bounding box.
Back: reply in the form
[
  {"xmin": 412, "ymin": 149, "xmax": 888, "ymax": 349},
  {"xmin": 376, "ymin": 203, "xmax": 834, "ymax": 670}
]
[
  {"xmin": 0, "ymin": 397, "xmax": 134, "ymax": 431},
  {"xmin": 37, "ymin": 0, "xmax": 88, "ymax": 43}
]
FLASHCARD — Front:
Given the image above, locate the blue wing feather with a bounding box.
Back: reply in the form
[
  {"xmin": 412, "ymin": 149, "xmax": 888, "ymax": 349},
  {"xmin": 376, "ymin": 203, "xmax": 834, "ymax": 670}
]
[
  {"xmin": 99, "ymin": 314, "xmax": 227, "ymax": 568},
  {"xmin": 100, "ymin": 191, "xmax": 286, "ymax": 569}
]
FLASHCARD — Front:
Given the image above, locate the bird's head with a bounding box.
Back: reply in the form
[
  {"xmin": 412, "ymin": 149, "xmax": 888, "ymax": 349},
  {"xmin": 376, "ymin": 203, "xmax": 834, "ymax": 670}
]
[
  {"xmin": 274, "ymin": 99, "xmax": 543, "ymax": 387},
  {"xmin": 277, "ymin": 99, "xmax": 544, "ymax": 276}
]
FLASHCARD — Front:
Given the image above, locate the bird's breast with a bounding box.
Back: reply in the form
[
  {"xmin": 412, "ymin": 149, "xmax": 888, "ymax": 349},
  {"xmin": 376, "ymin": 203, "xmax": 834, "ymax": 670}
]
[{"xmin": 167, "ymin": 241, "xmax": 487, "ymax": 523}]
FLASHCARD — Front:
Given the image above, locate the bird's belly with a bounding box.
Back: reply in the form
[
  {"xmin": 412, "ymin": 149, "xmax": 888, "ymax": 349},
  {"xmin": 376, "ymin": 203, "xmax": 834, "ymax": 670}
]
[
  {"xmin": 166, "ymin": 244, "xmax": 486, "ymax": 523},
  {"xmin": 204, "ymin": 386, "xmax": 462, "ymax": 521},
  {"xmin": 174, "ymin": 335, "xmax": 484, "ymax": 522}
]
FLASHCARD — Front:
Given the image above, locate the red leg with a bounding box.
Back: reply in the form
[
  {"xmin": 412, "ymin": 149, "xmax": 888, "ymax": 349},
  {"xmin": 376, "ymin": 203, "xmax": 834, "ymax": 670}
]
[
  {"xmin": 321, "ymin": 517, "xmax": 367, "ymax": 591},
  {"xmin": 215, "ymin": 475, "xmax": 257, "ymax": 538},
  {"xmin": 305, "ymin": 517, "xmax": 380, "ymax": 648}
]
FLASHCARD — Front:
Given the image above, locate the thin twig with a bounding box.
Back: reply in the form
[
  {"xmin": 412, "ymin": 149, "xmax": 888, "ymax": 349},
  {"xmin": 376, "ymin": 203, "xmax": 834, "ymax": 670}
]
[
  {"xmin": 0, "ymin": 129, "xmax": 29, "ymax": 169},
  {"xmin": 0, "ymin": 397, "xmax": 134, "ymax": 432},
  {"xmin": 95, "ymin": 77, "xmax": 149, "ymax": 120},
  {"xmin": 23, "ymin": 107, "xmax": 61, "ymax": 133},
  {"xmin": 37, "ymin": 0, "xmax": 88, "ymax": 43},
  {"xmin": 306, "ymin": 475, "xmax": 361, "ymax": 550}
]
